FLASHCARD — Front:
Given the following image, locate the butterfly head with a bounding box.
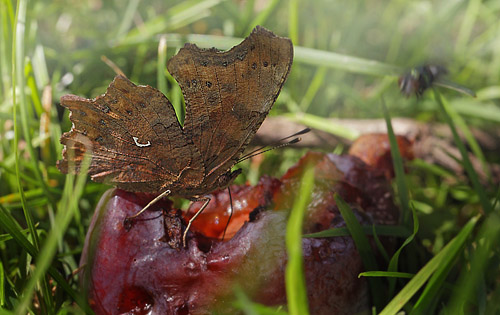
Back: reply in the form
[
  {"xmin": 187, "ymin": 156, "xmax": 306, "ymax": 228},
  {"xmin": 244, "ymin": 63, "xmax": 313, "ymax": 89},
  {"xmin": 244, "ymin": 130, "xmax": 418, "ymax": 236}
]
[{"xmin": 217, "ymin": 169, "xmax": 243, "ymax": 190}]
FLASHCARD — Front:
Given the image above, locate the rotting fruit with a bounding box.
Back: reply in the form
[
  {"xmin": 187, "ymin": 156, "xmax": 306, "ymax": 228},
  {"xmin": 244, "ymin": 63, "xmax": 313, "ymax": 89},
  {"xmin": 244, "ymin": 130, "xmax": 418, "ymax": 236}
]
[{"xmin": 80, "ymin": 135, "xmax": 411, "ymax": 314}]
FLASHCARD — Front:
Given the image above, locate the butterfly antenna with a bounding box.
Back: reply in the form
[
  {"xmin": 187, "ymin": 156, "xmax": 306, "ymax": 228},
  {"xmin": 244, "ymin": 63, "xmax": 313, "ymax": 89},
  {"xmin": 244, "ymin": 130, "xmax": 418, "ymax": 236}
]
[
  {"xmin": 221, "ymin": 186, "xmax": 234, "ymax": 241},
  {"xmin": 237, "ymin": 128, "xmax": 310, "ymax": 163}
]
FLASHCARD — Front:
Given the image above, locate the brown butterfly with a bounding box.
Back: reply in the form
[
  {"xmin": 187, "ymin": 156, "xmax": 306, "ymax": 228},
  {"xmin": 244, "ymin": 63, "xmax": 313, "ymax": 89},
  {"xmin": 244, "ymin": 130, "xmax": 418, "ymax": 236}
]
[{"xmin": 58, "ymin": 26, "xmax": 293, "ymax": 245}]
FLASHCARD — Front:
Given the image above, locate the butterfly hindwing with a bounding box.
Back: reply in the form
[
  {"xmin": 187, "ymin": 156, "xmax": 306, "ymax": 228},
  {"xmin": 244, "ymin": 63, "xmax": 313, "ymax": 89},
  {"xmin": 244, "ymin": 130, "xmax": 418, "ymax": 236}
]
[{"xmin": 167, "ymin": 26, "xmax": 293, "ymax": 184}]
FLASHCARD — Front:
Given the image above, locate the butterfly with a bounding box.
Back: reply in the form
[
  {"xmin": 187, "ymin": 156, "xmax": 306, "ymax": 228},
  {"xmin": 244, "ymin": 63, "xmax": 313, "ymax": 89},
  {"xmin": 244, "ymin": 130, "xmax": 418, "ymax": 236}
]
[{"xmin": 57, "ymin": 26, "xmax": 294, "ymax": 245}]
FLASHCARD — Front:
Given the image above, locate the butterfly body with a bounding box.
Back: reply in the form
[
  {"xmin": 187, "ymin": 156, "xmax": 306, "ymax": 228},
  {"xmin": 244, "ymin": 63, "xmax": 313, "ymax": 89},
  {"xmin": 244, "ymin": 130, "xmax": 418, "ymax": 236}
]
[{"xmin": 58, "ymin": 26, "xmax": 293, "ymax": 198}]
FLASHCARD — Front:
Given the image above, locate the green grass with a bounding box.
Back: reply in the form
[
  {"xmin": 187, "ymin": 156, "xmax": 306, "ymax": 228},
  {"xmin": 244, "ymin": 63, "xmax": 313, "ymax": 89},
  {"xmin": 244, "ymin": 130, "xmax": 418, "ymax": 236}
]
[
  {"xmin": 285, "ymin": 164, "xmax": 313, "ymax": 315},
  {"xmin": 0, "ymin": 0, "xmax": 499, "ymax": 313}
]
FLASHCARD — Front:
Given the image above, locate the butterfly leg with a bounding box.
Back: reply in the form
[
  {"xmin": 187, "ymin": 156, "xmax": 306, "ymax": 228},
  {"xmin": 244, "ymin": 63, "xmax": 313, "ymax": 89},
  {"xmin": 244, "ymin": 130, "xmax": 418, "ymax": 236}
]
[
  {"xmin": 183, "ymin": 196, "xmax": 211, "ymax": 247},
  {"xmin": 221, "ymin": 186, "xmax": 233, "ymax": 241},
  {"xmin": 125, "ymin": 189, "xmax": 171, "ymax": 221}
]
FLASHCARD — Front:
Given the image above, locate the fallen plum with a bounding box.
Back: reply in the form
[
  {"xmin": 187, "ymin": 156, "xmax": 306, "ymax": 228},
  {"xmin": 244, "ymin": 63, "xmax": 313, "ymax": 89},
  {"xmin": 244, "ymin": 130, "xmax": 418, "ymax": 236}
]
[
  {"xmin": 348, "ymin": 133, "xmax": 414, "ymax": 179},
  {"xmin": 80, "ymin": 147, "xmax": 405, "ymax": 314}
]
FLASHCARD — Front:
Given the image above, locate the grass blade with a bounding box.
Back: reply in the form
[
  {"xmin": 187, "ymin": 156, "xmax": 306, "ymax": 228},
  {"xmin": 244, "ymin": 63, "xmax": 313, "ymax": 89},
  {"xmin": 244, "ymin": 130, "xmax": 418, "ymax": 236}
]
[
  {"xmin": 157, "ymin": 34, "xmax": 168, "ymax": 95},
  {"xmin": 439, "ymin": 95, "xmax": 490, "ymax": 181},
  {"xmin": 433, "ymin": 90, "xmax": 491, "ymax": 214},
  {"xmin": 446, "ymin": 213, "xmax": 500, "ymax": 313},
  {"xmin": 233, "ymin": 286, "xmax": 288, "ymax": 315},
  {"xmin": 0, "ymin": 0, "xmax": 13, "ymax": 98},
  {"xmin": 288, "ymin": 0, "xmax": 299, "ymax": 44},
  {"xmin": 246, "ymin": 0, "xmax": 281, "ymax": 34},
  {"xmin": 0, "ymin": 260, "xmax": 4, "ymax": 307},
  {"xmin": 165, "ymin": 64, "xmax": 184, "ymax": 125},
  {"xmin": 15, "ymin": 143, "xmax": 92, "ymax": 314},
  {"xmin": 454, "ymin": 0, "xmax": 481, "ymax": 52},
  {"xmin": 0, "ymin": 205, "xmax": 92, "ymax": 313},
  {"xmin": 381, "ymin": 98, "xmax": 410, "ymax": 222},
  {"xmin": 119, "ymin": 0, "xmax": 225, "ymax": 45},
  {"xmin": 11, "ymin": 0, "xmax": 53, "ymax": 312},
  {"xmin": 25, "ymin": 61, "xmax": 43, "ymax": 116},
  {"xmin": 286, "ymin": 113, "xmax": 359, "ymax": 140},
  {"xmin": 14, "ymin": 11, "xmax": 56, "ymax": 213},
  {"xmin": 151, "ymin": 33, "xmax": 403, "ymax": 76},
  {"xmin": 360, "ymin": 271, "xmax": 414, "ymax": 279},
  {"xmin": 294, "ymin": 45, "xmax": 402, "ymax": 76},
  {"xmin": 299, "ymin": 67, "xmax": 327, "ymax": 112},
  {"xmin": 303, "ymin": 225, "xmax": 411, "ymax": 238},
  {"xmin": 379, "ymin": 215, "xmax": 479, "ymax": 315},
  {"xmin": 334, "ymin": 194, "xmax": 384, "ymax": 309},
  {"xmin": 285, "ymin": 165, "xmax": 314, "ymax": 315},
  {"xmin": 115, "ymin": 0, "xmax": 140, "ymax": 40},
  {"xmin": 451, "ymin": 99, "xmax": 500, "ymax": 123},
  {"xmin": 382, "ymin": 97, "xmax": 417, "ymax": 296}
]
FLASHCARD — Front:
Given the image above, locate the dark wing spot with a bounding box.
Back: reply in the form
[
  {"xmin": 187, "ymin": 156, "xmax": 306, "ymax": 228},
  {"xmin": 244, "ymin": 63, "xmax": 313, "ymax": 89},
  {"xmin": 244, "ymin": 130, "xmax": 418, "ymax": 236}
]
[
  {"xmin": 236, "ymin": 50, "xmax": 247, "ymax": 61},
  {"xmin": 207, "ymin": 91, "xmax": 218, "ymax": 106},
  {"xmin": 206, "ymin": 81, "xmax": 212, "ymax": 88},
  {"xmin": 221, "ymin": 83, "xmax": 235, "ymax": 93},
  {"xmin": 126, "ymin": 110, "xmax": 133, "ymax": 115},
  {"xmin": 198, "ymin": 114, "xmax": 209, "ymax": 124},
  {"xmin": 222, "ymin": 61, "xmax": 228, "ymax": 67},
  {"xmin": 231, "ymin": 102, "xmax": 250, "ymax": 119},
  {"xmin": 263, "ymin": 61, "xmax": 269, "ymax": 67},
  {"xmin": 252, "ymin": 63, "xmax": 257, "ymax": 70},
  {"xmin": 201, "ymin": 60, "xmax": 208, "ymax": 66},
  {"xmin": 191, "ymin": 79, "xmax": 197, "ymax": 87},
  {"xmin": 153, "ymin": 122, "xmax": 167, "ymax": 133}
]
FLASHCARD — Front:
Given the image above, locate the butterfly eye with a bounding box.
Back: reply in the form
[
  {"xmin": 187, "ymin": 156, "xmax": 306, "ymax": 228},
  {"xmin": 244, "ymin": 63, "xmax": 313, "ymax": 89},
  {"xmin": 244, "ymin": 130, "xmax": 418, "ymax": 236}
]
[{"xmin": 217, "ymin": 169, "xmax": 242, "ymax": 186}]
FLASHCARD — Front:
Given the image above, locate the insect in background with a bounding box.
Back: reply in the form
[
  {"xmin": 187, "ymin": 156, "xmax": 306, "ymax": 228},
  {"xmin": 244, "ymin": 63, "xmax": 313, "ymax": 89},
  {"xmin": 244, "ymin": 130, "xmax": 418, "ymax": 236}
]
[{"xmin": 399, "ymin": 64, "xmax": 475, "ymax": 97}]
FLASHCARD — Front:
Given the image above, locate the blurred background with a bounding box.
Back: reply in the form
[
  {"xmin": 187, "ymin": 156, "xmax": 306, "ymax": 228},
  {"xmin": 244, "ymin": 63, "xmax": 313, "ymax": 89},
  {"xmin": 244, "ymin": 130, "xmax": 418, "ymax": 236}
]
[
  {"xmin": 1, "ymin": 0, "xmax": 500, "ymax": 313},
  {"xmin": 5, "ymin": 0, "xmax": 499, "ymax": 179},
  {"xmin": 15, "ymin": 0, "xmax": 500, "ymax": 117}
]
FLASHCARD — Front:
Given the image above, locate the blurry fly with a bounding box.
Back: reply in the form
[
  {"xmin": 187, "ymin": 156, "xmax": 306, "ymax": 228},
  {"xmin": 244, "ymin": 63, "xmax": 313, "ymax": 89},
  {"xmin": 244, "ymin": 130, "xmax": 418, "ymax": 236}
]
[{"xmin": 399, "ymin": 65, "xmax": 475, "ymax": 97}]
